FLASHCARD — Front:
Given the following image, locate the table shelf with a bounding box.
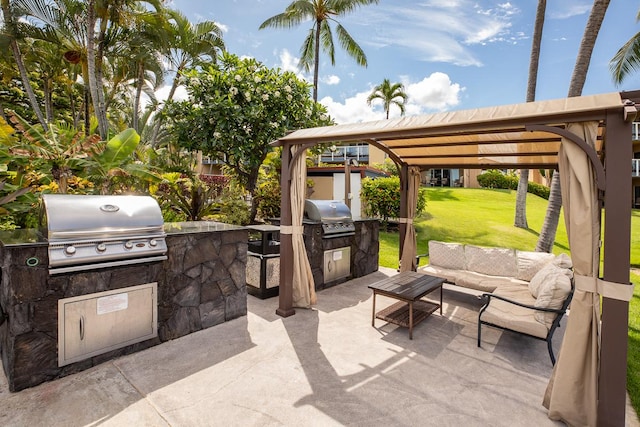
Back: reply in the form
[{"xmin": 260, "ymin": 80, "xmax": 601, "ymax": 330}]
[{"xmin": 375, "ymin": 300, "xmax": 439, "ymax": 329}]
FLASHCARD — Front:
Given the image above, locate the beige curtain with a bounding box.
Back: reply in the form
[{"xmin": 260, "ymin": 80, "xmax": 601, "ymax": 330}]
[
  {"xmin": 290, "ymin": 146, "xmax": 316, "ymax": 308},
  {"xmin": 543, "ymin": 121, "xmax": 600, "ymax": 426},
  {"xmin": 399, "ymin": 167, "xmax": 421, "ymax": 272}
]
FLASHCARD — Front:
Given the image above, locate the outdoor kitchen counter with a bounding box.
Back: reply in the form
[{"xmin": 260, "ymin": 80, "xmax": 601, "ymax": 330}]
[{"xmin": 0, "ymin": 221, "xmax": 248, "ymax": 392}]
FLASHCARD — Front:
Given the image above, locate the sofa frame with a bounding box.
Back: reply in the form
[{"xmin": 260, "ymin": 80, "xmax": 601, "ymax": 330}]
[{"xmin": 477, "ymin": 285, "xmax": 574, "ymax": 365}]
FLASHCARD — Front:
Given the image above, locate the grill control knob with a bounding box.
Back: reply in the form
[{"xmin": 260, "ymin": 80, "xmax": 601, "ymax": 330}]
[
  {"xmin": 149, "ymin": 239, "xmax": 158, "ymax": 247},
  {"xmin": 124, "ymin": 241, "xmax": 134, "ymax": 250},
  {"xmin": 65, "ymin": 246, "xmax": 76, "ymax": 255},
  {"xmin": 96, "ymin": 243, "xmax": 107, "ymax": 252}
]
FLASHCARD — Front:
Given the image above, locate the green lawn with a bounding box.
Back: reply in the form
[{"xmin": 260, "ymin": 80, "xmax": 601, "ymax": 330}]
[
  {"xmin": 377, "ymin": 187, "xmax": 640, "ymax": 415},
  {"xmin": 379, "ymin": 187, "xmax": 571, "ymax": 269}
]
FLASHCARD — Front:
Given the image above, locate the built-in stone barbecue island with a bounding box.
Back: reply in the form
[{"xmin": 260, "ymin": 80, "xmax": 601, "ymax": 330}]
[
  {"xmin": 0, "ymin": 195, "xmax": 380, "ymax": 392},
  {"xmin": 0, "ymin": 220, "xmax": 248, "ymax": 392}
]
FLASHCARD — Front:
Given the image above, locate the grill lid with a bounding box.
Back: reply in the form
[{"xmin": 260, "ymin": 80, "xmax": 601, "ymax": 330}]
[
  {"xmin": 304, "ymin": 199, "xmax": 355, "ymax": 238},
  {"xmin": 41, "ymin": 194, "xmax": 167, "ymax": 273},
  {"xmin": 42, "ymin": 194, "xmax": 164, "ymax": 241},
  {"xmin": 304, "ymin": 199, "xmax": 352, "ymax": 222}
]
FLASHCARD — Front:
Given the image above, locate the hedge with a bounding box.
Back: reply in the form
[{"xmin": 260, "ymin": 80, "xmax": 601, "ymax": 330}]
[{"xmin": 477, "ymin": 170, "xmax": 550, "ymax": 200}]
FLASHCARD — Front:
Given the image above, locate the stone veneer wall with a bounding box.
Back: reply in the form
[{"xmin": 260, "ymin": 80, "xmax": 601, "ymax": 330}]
[
  {"xmin": 304, "ymin": 219, "xmax": 379, "ymax": 290},
  {"xmin": 0, "ymin": 228, "xmax": 247, "ymax": 392}
]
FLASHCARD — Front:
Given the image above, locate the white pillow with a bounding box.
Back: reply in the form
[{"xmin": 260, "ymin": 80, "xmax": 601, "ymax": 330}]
[
  {"xmin": 534, "ymin": 271, "xmax": 572, "ymax": 327},
  {"xmin": 428, "ymin": 241, "xmax": 466, "ymax": 270},
  {"xmin": 516, "ymin": 251, "xmax": 556, "ymax": 281},
  {"xmin": 528, "ymin": 263, "xmax": 573, "ymax": 299},
  {"xmin": 552, "ymin": 253, "xmax": 573, "ymax": 269}
]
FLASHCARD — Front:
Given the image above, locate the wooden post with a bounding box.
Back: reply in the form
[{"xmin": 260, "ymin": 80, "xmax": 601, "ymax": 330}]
[
  {"xmin": 598, "ymin": 110, "xmax": 632, "ymax": 425},
  {"xmin": 276, "ymin": 143, "xmax": 295, "ymax": 317}
]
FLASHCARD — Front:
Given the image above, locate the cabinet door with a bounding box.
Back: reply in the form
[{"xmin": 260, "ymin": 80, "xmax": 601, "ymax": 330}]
[
  {"xmin": 58, "ymin": 283, "xmax": 157, "ymax": 366},
  {"xmin": 324, "ymin": 247, "xmax": 351, "ymax": 282}
]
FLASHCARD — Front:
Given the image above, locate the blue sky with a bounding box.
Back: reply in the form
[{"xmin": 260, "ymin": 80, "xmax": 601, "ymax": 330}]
[{"xmin": 167, "ymin": 0, "xmax": 639, "ymax": 124}]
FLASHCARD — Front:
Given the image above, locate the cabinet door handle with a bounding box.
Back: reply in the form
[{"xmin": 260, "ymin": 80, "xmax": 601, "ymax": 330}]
[{"xmin": 79, "ymin": 316, "xmax": 85, "ymax": 341}]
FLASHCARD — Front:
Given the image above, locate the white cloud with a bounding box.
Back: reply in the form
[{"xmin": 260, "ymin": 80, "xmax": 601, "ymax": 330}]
[
  {"xmin": 360, "ymin": 1, "xmax": 522, "ymax": 67},
  {"xmin": 323, "ymin": 75, "xmax": 341, "ymax": 85},
  {"xmin": 404, "ymin": 72, "xmax": 463, "ymax": 112},
  {"xmin": 320, "ymin": 72, "xmax": 463, "ymax": 124},
  {"xmin": 276, "ymin": 49, "xmax": 309, "ymax": 82},
  {"xmin": 549, "ymin": 2, "xmax": 592, "ymax": 19},
  {"xmin": 320, "ymin": 91, "xmax": 382, "ymax": 124}
]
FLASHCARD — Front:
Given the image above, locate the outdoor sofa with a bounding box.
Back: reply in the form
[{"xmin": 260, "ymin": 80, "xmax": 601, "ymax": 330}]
[{"xmin": 419, "ymin": 240, "xmax": 574, "ymax": 364}]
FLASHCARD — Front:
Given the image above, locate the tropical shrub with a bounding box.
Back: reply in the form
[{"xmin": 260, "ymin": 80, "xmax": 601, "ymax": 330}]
[
  {"xmin": 153, "ymin": 173, "xmax": 227, "ymax": 221},
  {"xmin": 361, "ymin": 176, "xmax": 427, "ymax": 230},
  {"xmin": 477, "ymin": 169, "xmax": 550, "ymax": 200}
]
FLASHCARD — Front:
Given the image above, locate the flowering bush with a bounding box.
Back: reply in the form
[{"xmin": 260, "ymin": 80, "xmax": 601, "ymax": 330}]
[{"xmin": 164, "ymin": 52, "xmax": 333, "ymax": 222}]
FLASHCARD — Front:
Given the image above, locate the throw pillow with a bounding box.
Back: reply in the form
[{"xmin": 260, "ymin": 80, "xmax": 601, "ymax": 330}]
[
  {"xmin": 528, "ymin": 263, "xmax": 573, "ymax": 299},
  {"xmin": 516, "ymin": 251, "xmax": 556, "ymax": 281},
  {"xmin": 428, "ymin": 241, "xmax": 466, "ymax": 270},
  {"xmin": 552, "ymin": 253, "xmax": 573, "ymax": 269},
  {"xmin": 534, "ymin": 271, "xmax": 572, "ymax": 327}
]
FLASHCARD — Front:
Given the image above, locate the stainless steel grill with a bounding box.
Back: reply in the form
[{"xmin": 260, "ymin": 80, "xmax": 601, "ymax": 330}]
[
  {"xmin": 304, "ymin": 199, "xmax": 355, "ymax": 238},
  {"xmin": 41, "ymin": 194, "xmax": 167, "ymax": 274}
]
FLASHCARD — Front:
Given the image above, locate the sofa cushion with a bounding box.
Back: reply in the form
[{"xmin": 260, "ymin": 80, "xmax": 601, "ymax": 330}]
[
  {"xmin": 481, "ymin": 298, "xmax": 549, "ymax": 338},
  {"xmin": 455, "ymin": 271, "xmax": 501, "ymax": 292},
  {"xmin": 465, "ymin": 245, "xmax": 517, "ymax": 277},
  {"xmin": 516, "ymin": 251, "xmax": 556, "ymax": 281},
  {"xmin": 528, "ymin": 263, "xmax": 573, "ymax": 299},
  {"xmin": 493, "ymin": 283, "xmax": 537, "ymax": 305},
  {"xmin": 420, "ymin": 265, "xmax": 462, "ymax": 284},
  {"xmin": 534, "ymin": 271, "xmax": 572, "ymax": 327},
  {"xmin": 428, "ymin": 241, "xmax": 466, "ymax": 270}
]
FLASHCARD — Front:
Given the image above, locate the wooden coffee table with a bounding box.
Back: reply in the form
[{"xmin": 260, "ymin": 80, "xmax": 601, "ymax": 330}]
[{"xmin": 369, "ymin": 271, "xmax": 445, "ymax": 339}]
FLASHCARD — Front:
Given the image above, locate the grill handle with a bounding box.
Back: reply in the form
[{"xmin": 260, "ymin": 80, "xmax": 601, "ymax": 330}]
[{"xmin": 48, "ymin": 226, "xmax": 164, "ymax": 240}]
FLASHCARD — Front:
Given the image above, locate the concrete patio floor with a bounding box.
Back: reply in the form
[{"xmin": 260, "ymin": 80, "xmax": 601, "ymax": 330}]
[{"xmin": 0, "ymin": 267, "xmax": 638, "ymax": 426}]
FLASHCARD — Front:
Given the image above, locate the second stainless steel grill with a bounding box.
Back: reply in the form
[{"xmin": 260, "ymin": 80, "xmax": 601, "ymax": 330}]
[
  {"xmin": 41, "ymin": 194, "xmax": 167, "ymax": 274},
  {"xmin": 304, "ymin": 199, "xmax": 355, "ymax": 238}
]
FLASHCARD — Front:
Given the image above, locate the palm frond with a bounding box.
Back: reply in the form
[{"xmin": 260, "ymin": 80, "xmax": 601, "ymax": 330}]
[
  {"xmin": 299, "ymin": 28, "xmax": 315, "ymax": 72},
  {"xmin": 610, "ymin": 31, "xmax": 640, "ymax": 85},
  {"xmin": 319, "ymin": 19, "xmax": 336, "ymax": 65},
  {"xmin": 335, "ymin": 23, "xmax": 367, "ymax": 66}
]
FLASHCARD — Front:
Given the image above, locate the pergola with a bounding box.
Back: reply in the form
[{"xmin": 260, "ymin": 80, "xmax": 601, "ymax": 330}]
[{"xmin": 271, "ymin": 91, "xmax": 638, "ymax": 426}]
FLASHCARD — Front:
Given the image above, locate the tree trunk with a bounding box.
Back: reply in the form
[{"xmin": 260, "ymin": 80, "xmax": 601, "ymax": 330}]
[
  {"xmin": 43, "ymin": 77, "xmax": 54, "ymax": 123},
  {"xmin": 515, "ymin": 0, "xmax": 546, "ymax": 230},
  {"xmin": 312, "ymin": 19, "xmax": 321, "ymax": 103},
  {"xmin": 1, "ymin": 0, "xmax": 48, "ymax": 130},
  {"xmin": 85, "ymin": 0, "xmax": 108, "ymax": 139},
  {"xmin": 133, "ymin": 62, "xmax": 144, "ymax": 132},
  {"xmin": 535, "ymin": 0, "xmax": 610, "ymax": 250},
  {"xmin": 515, "ymin": 170, "xmax": 529, "ymax": 229},
  {"xmin": 568, "ymin": 0, "xmax": 611, "ymax": 98},
  {"xmin": 536, "ymin": 171, "xmax": 561, "ymax": 252}
]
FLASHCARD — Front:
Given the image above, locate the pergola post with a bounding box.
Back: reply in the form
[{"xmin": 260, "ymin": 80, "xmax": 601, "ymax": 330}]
[
  {"xmin": 277, "ymin": 143, "xmax": 295, "ymax": 317},
  {"xmin": 598, "ymin": 110, "xmax": 633, "ymax": 425},
  {"xmin": 398, "ymin": 163, "xmax": 409, "ymax": 267}
]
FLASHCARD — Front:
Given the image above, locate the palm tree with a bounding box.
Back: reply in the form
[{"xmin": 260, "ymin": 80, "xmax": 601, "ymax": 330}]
[
  {"xmin": 610, "ymin": 8, "xmax": 640, "ymax": 84},
  {"xmin": 515, "ymin": 0, "xmax": 546, "ymax": 230},
  {"xmin": 536, "ymin": 0, "xmax": 610, "ymax": 253},
  {"xmin": 367, "ymin": 79, "xmax": 408, "ymax": 119},
  {"xmin": 259, "ymin": 0, "xmax": 379, "ymax": 102},
  {"xmin": 0, "ymin": 0, "xmax": 48, "ymax": 130},
  {"xmin": 150, "ymin": 8, "xmax": 225, "ymax": 145}
]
